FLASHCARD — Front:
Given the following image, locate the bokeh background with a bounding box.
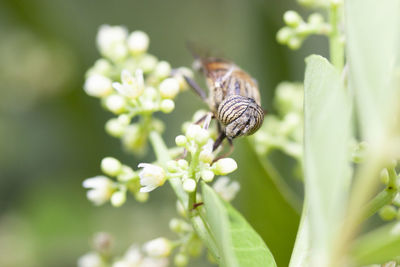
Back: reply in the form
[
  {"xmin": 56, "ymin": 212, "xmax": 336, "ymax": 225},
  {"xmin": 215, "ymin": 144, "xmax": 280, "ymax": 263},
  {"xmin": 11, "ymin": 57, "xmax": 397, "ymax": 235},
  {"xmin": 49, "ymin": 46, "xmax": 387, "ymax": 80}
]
[{"xmin": 0, "ymin": 0, "xmax": 328, "ymax": 266}]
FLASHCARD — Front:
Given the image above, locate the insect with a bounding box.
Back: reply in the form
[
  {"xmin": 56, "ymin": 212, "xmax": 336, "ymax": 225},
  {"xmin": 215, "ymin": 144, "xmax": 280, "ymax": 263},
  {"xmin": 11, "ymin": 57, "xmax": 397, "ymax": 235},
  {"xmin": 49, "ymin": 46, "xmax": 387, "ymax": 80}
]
[{"xmin": 184, "ymin": 55, "xmax": 265, "ymax": 152}]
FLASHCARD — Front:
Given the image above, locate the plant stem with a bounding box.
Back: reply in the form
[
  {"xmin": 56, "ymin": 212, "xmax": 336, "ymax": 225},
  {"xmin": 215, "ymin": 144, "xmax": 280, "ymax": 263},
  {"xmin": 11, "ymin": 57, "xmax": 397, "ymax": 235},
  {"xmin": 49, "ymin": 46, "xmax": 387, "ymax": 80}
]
[
  {"xmin": 361, "ymin": 188, "xmax": 397, "ymax": 220},
  {"xmin": 329, "ymin": 2, "xmax": 344, "ymax": 70}
]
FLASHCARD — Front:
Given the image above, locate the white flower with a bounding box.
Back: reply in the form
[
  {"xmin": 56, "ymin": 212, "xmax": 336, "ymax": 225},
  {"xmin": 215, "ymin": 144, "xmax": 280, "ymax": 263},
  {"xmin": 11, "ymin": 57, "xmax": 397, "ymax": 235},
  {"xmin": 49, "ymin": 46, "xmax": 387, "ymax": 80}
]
[
  {"xmin": 213, "ymin": 176, "xmax": 240, "ymax": 202},
  {"xmin": 101, "ymin": 157, "xmax": 122, "ymax": 176},
  {"xmin": 104, "ymin": 94, "xmax": 127, "ymax": 114},
  {"xmin": 127, "ymin": 31, "xmax": 150, "ymax": 55},
  {"xmin": 175, "ymin": 135, "xmax": 187, "ymax": 147},
  {"xmin": 183, "ymin": 179, "xmax": 196, "ymax": 192},
  {"xmin": 138, "ymin": 163, "xmax": 166, "ymax": 192},
  {"xmin": 82, "ymin": 176, "xmax": 114, "ymax": 205},
  {"xmin": 212, "ymin": 158, "xmax": 238, "ymax": 175},
  {"xmin": 143, "ymin": 237, "xmax": 172, "ymax": 257},
  {"xmin": 201, "ymin": 170, "xmax": 215, "ymax": 182},
  {"xmin": 96, "ymin": 25, "xmax": 128, "ymax": 61},
  {"xmin": 84, "ymin": 74, "xmax": 113, "ymax": 97},
  {"xmin": 78, "ymin": 252, "xmax": 104, "ymax": 267},
  {"xmin": 113, "ymin": 69, "xmax": 145, "ymax": 99},
  {"xmin": 159, "ymin": 78, "xmax": 179, "ymax": 99}
]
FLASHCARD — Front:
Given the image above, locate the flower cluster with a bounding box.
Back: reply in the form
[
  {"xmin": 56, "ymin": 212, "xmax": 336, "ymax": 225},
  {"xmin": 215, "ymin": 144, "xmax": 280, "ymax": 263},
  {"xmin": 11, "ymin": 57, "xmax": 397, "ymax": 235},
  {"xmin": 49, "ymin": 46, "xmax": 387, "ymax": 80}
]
[
  {"xmin": 277, "ymin": 10, "xmax": 331, "ymax": 50},
  {"xmin": 253, "ymin": 82, "xmax": 303, "ymax": 160},
  {"xmin": 83, "ymin": 25, "xmax": 193, "ymax": 154},
  {"xmin": 78, "ymin": 233, "xmax": 172, "ymax": 267},
  {"xmin": 378, "ymin": 161, "xmax": 400, "ymax": 221},
  {"xmin": 83, "ymin": 157, "xmax": 148, "ymax": 207}
]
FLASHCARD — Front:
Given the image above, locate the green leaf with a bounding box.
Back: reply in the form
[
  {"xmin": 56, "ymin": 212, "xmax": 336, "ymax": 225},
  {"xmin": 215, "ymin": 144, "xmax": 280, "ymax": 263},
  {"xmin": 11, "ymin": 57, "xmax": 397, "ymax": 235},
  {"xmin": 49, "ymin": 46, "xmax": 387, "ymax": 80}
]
[
  {"xmin": 301, "ymin": 55, "xmax": 352, "ymax": 265},
  {"xmin": 201, "ymin": 182, "xmax": 277, "ymax": 267},
  {"xmin": 345, "ymin": 0, "xmax": 400, "ymax": 143},
  {"xmin": 233, "ymin": 139, "xmax": 300, "ymax": 266},
  {"xmin": 351, "ymin": 222, "xmax": 400, "ymax": 265}
]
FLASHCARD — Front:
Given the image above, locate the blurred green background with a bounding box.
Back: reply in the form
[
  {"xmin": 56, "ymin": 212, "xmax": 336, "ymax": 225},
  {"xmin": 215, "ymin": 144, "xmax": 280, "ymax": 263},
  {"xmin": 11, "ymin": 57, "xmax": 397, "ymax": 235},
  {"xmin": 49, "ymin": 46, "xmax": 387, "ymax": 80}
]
[{"xmin": 0, "ymin": 0, "xmax": 328, "ymax": 266}]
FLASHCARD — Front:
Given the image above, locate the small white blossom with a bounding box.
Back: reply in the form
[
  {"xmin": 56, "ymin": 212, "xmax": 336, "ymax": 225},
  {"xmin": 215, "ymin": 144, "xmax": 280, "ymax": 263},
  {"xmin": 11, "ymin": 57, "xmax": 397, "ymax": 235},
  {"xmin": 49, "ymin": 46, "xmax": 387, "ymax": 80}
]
[
  {"xmin": 195, "ymin": 128, "xmax": 210, "ymax": 145},
  {"xmin": 183, "ymin": 179, "xmax": 196, "ymax": 192},
  {"xmin": 212, "ymin": 158, "xmax": 238, "ymax": 175},
  {"xmin": 127, "ymin": 31, "xmax": 150, "ymax": 55},
  {"xmin": 97, "ymin": 25, "xmax": 128, "ymax": 61},
  {"xmin": 174, "ymin": 253, "xmax": 189, "ymax": 267},
  {"xmin": 159, "ymin": 78, "xmax": 180, "ymax": 99},
  {"xmin": 143, "ymin": 237, "xmax": 172, "ymax": 257},
  {"xmin": 138, "ymin": 163, "xmax": 166, "ymax": 192},
  {"xmin": 177, "ymin": 159, "xmax": 189, "ymax": 169},
  {"xmin": 101, "ymin": 157, "xmax": 122, "ymax": 176},
  {"xmin": 83, "ymin": 176, "xmax": 114, "ymax": 205},
  {"xmin": 160, "ymin": 99, "xmax": 175, "ymax": 113},
  {"xmin": 113, "ymin": 69, "xmax": 144, "ymax": 99},
  {"xmin": 153, "ymin": 61, "xmax": 171, "ymax": 78},
  {"xmin": 104, "ymin": 94, "xmax": 127, "ymax": 114},
  {"xmin": 283, "ymin": 11, "xmax": 302, "ymax": 27},
  {"xmin": 213, "ymin": 176, "xmax": 240, "ymax": 202},
  {"xmin": 111, "ymin": 190, "xmax": 127, "ymax": 207},
  {"xmin": 118, "ymin": 114, "xmax": 131, "ymax": 125},
  {"xmin": 84, "ymin": 74, "xmax": 113, "ymax": 97},
  {"xmin": 78, "ymin": 252, "xmax": 104, "ymax": 267}
]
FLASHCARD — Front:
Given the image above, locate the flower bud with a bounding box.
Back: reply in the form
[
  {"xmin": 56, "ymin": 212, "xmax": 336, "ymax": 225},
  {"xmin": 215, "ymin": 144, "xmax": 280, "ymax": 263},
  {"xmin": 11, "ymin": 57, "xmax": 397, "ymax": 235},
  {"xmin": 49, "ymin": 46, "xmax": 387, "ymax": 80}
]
[
  {"xmin": 177, "ymin": 159, "xmax": 189, "ymax": 170},
  {"xmin": 77, "ymin": 252, "xmax": 104, "ymax": 267},
  {"xmin": 96, "ymin": 25, "xmax": 128, "ymax": 61},
  {"xmin": 117, "ymin": 166, "xmax": 137, "ymax": 182},
  {"xmin": 175, "ymin": 135, "xmax": 187, "ymax": 147},
  {"xmin": 201, "ymin": 170, "xmax": 215, "ymax": 182},
  {"xmin": 160, "ymin": 99, "xmax": 175, "ymax": 113},
  {"xmin": 135, "ymin": 192, "xmax": 149, "ymax": 202},
  {"xmin": 166, "ymin": 160, "xmax": 179, "ymax": 172},
  {"xmin": 83, "ymin": 176, "xmax": 114, "ymax": 206},
  {"xmin": 195, "ymin": 128, "xmax": 210, "ymax": 146},
  {"xmin": 199, "ymin": 150, "xmax": 214, "ymax": 163},
  {"xmin": 159, "ymin": 78, "xmax": 180, "ymax": 99},
  {"xmin": 127, "ymin": 31, "xmax": 149, "ymax": 55},
  {"xmin": 379, "ymin": 205, "xmax": 397, "ymax": 221},
  {"xmin": 381, "ymin": 169, "xmax": 390, "ymax": 185},
  {"xmin": 138, "ymin": 54, "xmax": 158, "ymax": 73},
  {"xmin": 105, "ymin": 118, "xmax": 126, "ymax": 137},
  {"xmin": 174, "ymin": 253, "xmax": 189, "ymax": 267},
  {"xmin": 212, "ymin": 158, "xmax": 238, "ymax": 175},
  {"xmin": 277, "ymin": 27, "xmax": 292, "ymax": 44},
  {"xmin": 111, "ymin": 191, "xmax": 126, "ymax": 207},
  {"xmin": 104, "ymin": 94, "xmax": 126, "ymax": 114},
  {"xmin": 154, "ymin": 61, "xmax": 171, "ymax": 78},
  {"xmin": 88, "ymin": 59, "xmax": 112, "ymax": 76},
  {"xmin": 284, "ymin": 10, "xmax": 302, "ymax": 27},
  {"xmin": 186, "ymin": 124, "xmax": 202, "ymax": 140},
  {"xmin": 118, "ymin": 114, "xmax": 130, "ymax": 125},
  {"xmin": 143, "ymin": 237, "xmax": 172, "ymax": 257},
  {"xmin": 101, "ymin": 157, "xmax": 122, "ymax": 176},
  {"xmin": 183, "ymin": 179, "xmax": 196, "ymax": 192},
  {"xmin": 288, "ymin": 37, "xmax": 302, "ymax": 50},
  {"xmin": 308, "ymin": 13, "xmax": 324, "ymax": 25},
  {"xmin": 84, "ymin": 74, "xmax": 113, "ymax": 97}
]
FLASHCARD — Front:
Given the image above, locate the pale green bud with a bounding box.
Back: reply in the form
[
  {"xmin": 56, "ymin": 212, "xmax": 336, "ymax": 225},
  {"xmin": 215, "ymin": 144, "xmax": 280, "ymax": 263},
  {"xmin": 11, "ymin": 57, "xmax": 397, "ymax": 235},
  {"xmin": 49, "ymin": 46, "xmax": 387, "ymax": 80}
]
[
  {"xmin": 201, "ymin": 170, "xmax": 215, "ymax": 182},
  {"xmin": 288, "ymin": 37, "xmax": 302, "ymax": 50},
  {"xmin": 104, "ymin": 94, "xmax": 126, "ymax": 114},
  {"xmin": 175, "ymin": 135, "xmax": 187, "ymax": 147},
  {"xmin": 381, "ymin": 169, "xmax": 390, "ymax": 185},
  {"xmin": 186, "ymin": 124, "xmax": 202, "ymax": 140},
  {"xmin": 84, "ymin": 74, "xmax": 113, "ymax": 97},
  {"xmin": 154, "ymin": 61, "xmax": 171, "ymax": 78},
  {"xmin": 117, "ymin": 114, "xmax": 130, "ymax": 125},
  {"xmin": 308, "ymin": 13, "xmax": 324, "ymax": 25},
  {"xmin": 183, "ymin": 179, "xmax": 196, "ymax": 192},
  {"xmin": 138, "ymin": 54, "xmax": 158, "ymax": 73},
  {"xmin": 159, "ymin": 78, "xmax": 180, "ymax": 99},
  {"xmin": 177, "ymin": 159, "xmax": 189, "ymax": 170},
  {"xmin": 199, "ymin": 150, "xmax": 214, "ymax": 163},
  {"xmin": 166, "ymin": 160, "xmax": 179, "ymax": 172},
  {"xmin": 379, "ymin": 205, "xmax": 397, "ymax": 221},
  {"xmin": 117, "ymin": 166, "xmax": 137, "ymax": 182},
  {"xmin": 160, "ymin": 99, "xmax": 175, "ymax": 113},
  {"xmin": 277, "ymin": 27, "xmax": 292, "ymax": 44},
  {"xmin": 284, "ymin": 10, "xmax": 302, "ymax": 27},
  {"xmin": 135, "ymin": 192, "xmax": 149, "ymax": 202},
  {"xmin": 143, "ymin": 237, "xmax": 172, "ymax": 257},
  {"xmin": 111, "ymin": 190, "xmax": 126, "ymax": 207},
  {"xmin": 101, "ymin": 157, "xmax": 122, "ymax": 176},
  {"xmin": 195, "ymin": 128, "xmax": 210, "ymax": 146},
  {"xmin": 174, "ymin": 253, "xmax": 189, "ymax": 267},
  {"xmin": 212, "ymin": 158, "xmax": 238, "ymax": 175},
  {"xmin": 127, "ymin": 31, "xmax": 149, "ymax": 55},
  {"xmin": 105, "ymin": 118, "xmax": 126, "ymax": 137}
]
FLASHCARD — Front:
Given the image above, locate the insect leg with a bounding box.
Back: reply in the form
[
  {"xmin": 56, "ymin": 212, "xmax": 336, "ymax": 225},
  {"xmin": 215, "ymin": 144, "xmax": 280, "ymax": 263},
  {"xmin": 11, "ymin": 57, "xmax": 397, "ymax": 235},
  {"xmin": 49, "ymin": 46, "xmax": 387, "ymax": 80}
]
[
  {"xmin": 184, "ymin": 76, "xmax": 208, "ymax": 101},
  {"xmin": 213, "ymin": 132, "xmax": 226, "ymax": 151}
]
